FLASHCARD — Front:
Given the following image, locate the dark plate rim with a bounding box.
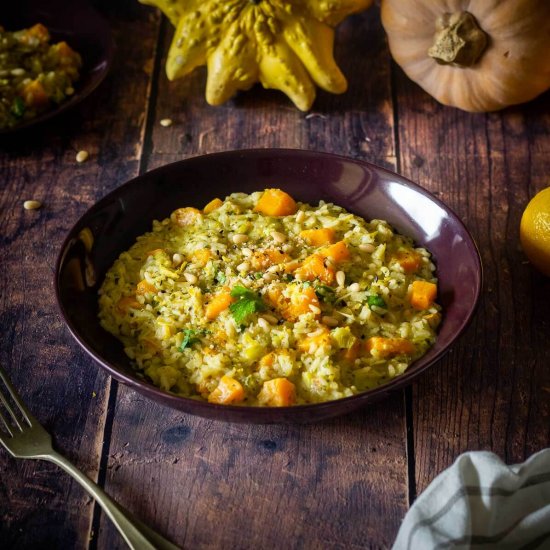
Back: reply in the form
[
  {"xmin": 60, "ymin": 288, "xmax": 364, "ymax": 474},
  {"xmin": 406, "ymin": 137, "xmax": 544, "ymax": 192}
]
[{"xmin": 54, "ymin": 148, "xmax": 483, "ymax": 418}]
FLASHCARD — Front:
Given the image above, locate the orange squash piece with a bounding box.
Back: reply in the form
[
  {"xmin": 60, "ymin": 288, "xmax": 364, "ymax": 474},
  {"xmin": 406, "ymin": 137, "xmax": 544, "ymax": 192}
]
[
  {"xmin": 320, "ymin": 241, "xmax": 350, "ymax": 264},
  {"xmin": 21, "ymin": 80, "xmax": 49, "ymax": 108},
  {"xmin": 299, "ymin": 228, "xmax": 336, "ymax": 247},
  {"xmin": 254, "ymin": 189, "xmax": 297, "ymax": 217},
  {"xmin": 203, "ymin": 198, "xmax": 223, "ymax": 214},
  {"xmin": 205, "ymin": 288, "xmax": 234, "ymax": 320},
  {"xmin": 171, "ymin": 207, "xmax": 202, "ymax": 226},
  {"xmin": 294, "ymin": 254, "xmax": 335, "ymax": 285},
  {"xmin": 136, "ymin": 280, "xmax": 157, "ymax": 295},
  {"xmin": 116, "ymin": 295, "xmax": 141, "ymax": 314},
  {"xmin": 266, "ymin": 284, "xmax": 320, "ymax": 321},
  {"xmin": 250, "ymin": 249, "xmax": 292, "ymax": 271},
  {"xmin": 208, "ymin": 375, "xmax": 245, "ymax": 404},
  {"xmin": 341, "ymin": 338, "xmax": 361, "ymax": 362},
  {"xmin": 395, "ymin": 250, "xmax": 422, "ymax": 273},
  {"xmin": 365, "ymin": 337, "xmax": 415, "ymax": 358},
  {"xmin": 298, "ymin": 328, "xmax": 331, "ymax": 353},
  {"xmin": 257, "ymin": 378, "xmax": 296, "ymax": 407},
  {"xmin": 410, "ymin": 281, "xmax": 437, "ymax": 310},
  {"xmin": 28, "ymin": 23, "xmax": 50, "ymax": 42},
  {"xmin": 191, "ymin": 248, "xmax": 212, "ymax": 267}
]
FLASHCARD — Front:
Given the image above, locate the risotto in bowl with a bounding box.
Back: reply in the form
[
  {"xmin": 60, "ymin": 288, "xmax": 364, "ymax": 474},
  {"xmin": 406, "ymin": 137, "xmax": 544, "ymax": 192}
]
[
  {"xmin": 56, "ymin": 149, "xmax": 481, "ymax": 423},
  {"xmin": 99, "ymin": 189, "xmax": 441, "ymax": 407}
]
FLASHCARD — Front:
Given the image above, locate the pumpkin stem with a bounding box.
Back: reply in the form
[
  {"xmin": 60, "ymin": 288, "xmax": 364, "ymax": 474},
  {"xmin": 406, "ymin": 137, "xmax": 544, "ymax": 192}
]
[{"xmin": 428, "ymin": 12, "xmax": 488, "ymax": 68}]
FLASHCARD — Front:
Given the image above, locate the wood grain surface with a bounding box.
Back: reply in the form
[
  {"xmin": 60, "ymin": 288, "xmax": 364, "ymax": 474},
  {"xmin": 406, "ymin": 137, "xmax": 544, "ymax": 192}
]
[{"xmin": 0, "ymin": 2, "xmax": 549, "ymax": 549}]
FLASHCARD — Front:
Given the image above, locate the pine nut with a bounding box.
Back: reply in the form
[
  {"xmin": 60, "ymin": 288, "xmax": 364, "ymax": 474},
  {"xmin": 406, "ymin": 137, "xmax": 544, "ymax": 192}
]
[
  {"xmin": 262, "ymin": 272, "xmax": 276, "ymax": 282},
  {"xmin": 322, "ymin": 316, "xmax": 339, "ymax": 327},
  {"xmin": 296, "ymin": 210, "xmax": 305, "ymax": 223},
  {"xmin": 257, "ymin": 317, "xmax": 270, "ymax": 331},
  {"xmin": 267, "ymin": 265, "xmax": 280, "ymax": 273},
  {"xmin": 272, "ymin": 231, "xmax": 286, "ymax": 243},
  {"xmin": 11, "ymin": 68, "xmax": 25, "ymax": 76},
  {"xmin": 172, "ymin": 253, "xmax": 183, "ymax": 265},
  {"xmin": 359, "ymin": 243, "xmax": 375, "ymax": 253},
  {"xmin": 236, "ymin": 261, "xmax": 250, "ymax": 272},
  {"xmin": 242, "ymin": 247, "xmax": 253, "ymax": 257},
  {"xmin": 336, "ymin": 270, "xmax": 345, "ymax": 287},
  {"xmin": 232, "ymin": 234, "xmax": 249, "ymax": 244},
  {"xmin": 308, "ymin": 328, "xmax": 325, "ymax": 337},
  {"xmin": 23, "ymin": 200, "xmax": 41, "ymax": 210},
  {"xmin": 309, "ymin": 304, "xmax": 321, "ymax": 315},
  {"xmin": 348, "ymin": 283, "xmax": 360, "ymax": 292},
  {"xmin": 184, "ymin": 272, "xmax": 197, "ymax": 284},
  {"xmin": 160, "ymin": 118, "xmax": 173, "ymax": 127},
  {"xmin": 76, "ymin": 150, "xmax": 89, "ymax": 163},
  {"xmin": 262, "ymin": 314, "xmax": 278, "ymax": 325}
]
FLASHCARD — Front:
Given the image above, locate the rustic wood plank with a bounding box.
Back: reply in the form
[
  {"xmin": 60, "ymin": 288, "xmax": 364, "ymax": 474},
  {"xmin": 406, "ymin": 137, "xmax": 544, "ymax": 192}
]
[
  {"xmin": 96, "ymin": 7, "xmax": 410, "ymax": 549},
  {"xmin": 393, "ymin": 67, "xmax": 550, "ymax": 493},
  {"xmin": 0, "ymin": 2, "xmax": 159, "ymax": 547}
]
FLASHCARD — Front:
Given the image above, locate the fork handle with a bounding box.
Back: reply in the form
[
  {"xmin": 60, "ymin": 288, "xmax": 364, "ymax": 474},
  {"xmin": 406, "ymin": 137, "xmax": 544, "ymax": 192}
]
[{"xmin": 42, "ymin": 450, "xmax": 180, "ymax": 550}]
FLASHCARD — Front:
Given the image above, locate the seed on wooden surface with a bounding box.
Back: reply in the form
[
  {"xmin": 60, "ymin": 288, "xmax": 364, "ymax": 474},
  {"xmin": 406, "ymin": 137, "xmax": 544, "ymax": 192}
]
[
  {"xmin": 160, "ymin": 118, "xmax": 173, "ymax": 127},
  {"xmin": 257, "ymin": 317, "xmax": 270, "ymax": 331},
  {"xmin": 348, "ymin": 283, "xmax": 360, "ymax": 292},
  {"xmin": 184, "ymin": 272, "xmax": 197, "ymax": 284},
  {"xmin": 309, "ymin": 304, "xmax": 321, "ymax": 315},
  {"xmin": 296, "ymin": 210, "xmax": 305, "ymax": 223},
  {"xmin": 271, "ymin": 231, "xmax": 286, "ymax": 243},
  {"xmin": 262, "ymin": 314, "xmax": 278, "ymax": 325},
  {"xmin": 23, "ymin": 200, "xmax": 41, "ymax": 210},
  {"xmin": 336, "ymin": 270, "xmax": 345, "ymax": 287},
  {"xmin": 359, "ymin": 243, "xmax": 375, "ymax": 253},
  {"xmin": 232, "ymin": 233, "xmax": 249, "ymax": 244},
  {"xmin": 322, "ymin": 316, "xmax": 339, "ymax": 327},
  {"xmin": 76, "ymin": 150, "xmax": 89, "ymax": 163}
]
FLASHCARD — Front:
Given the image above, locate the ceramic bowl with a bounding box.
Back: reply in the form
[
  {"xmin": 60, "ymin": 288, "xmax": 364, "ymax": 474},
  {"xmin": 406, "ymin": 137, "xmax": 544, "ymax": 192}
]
[
  {"xmin": 55, "ymin": 149, "xmax": 482, "ymax": 423},
  {"xmin": 1, "ymin": 0, "xmax": 114, "ymax": 134}
]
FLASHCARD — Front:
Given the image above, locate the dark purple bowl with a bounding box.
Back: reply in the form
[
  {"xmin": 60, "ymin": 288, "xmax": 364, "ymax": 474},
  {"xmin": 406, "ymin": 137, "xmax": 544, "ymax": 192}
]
[
  {"xmin": 0, "ymin": 0, "xmax": 114, "ymax": 134},
  {"xmin": 55, "ymin": 149, "xmax": 482, "ymax": 423}
]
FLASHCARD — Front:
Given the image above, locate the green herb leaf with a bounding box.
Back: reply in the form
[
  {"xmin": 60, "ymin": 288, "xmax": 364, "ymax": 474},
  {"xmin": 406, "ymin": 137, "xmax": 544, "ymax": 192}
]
[
  {"xmin": 315, "ymin": 284, "xmax": 336, "ymax": 303},
  {"xmin": 215, "ymin": 271, "xmax": 226, "ymax": 284},
  {"xmin": 229, "ymin": 285, "xmax": 266, "ymax": 324},
  {"xmin": 11, "ymin": 96, "xmax": 26, "ymax": 118},
  {"xmin": 179, "ymin": 328, "xmax": 209, "ymax": 351},
  {"xmin": 367, "ymin": 295, "xmax": 387, "ymax": 310},
  {"xmin": 282, "ymin": 273, "xmax": 294, "ymax": 282}
]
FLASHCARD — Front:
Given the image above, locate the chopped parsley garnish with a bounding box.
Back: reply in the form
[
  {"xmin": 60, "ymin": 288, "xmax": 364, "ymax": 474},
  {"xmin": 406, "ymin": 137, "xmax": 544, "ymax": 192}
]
[
  {"xmin": 315, "ymin": 284, "xmax": 336, "ymax": 303},
  {"xmin": 282, "ymin": 273, "xmax": 294, "ymax": 282},
  {"xmin": 229, "ymin": 285, "xmax": 266, "ymax": 324},
  {"xmin": 11, "ymin": 97, "xmax": 26, "ymax": 118},
  {"xmin": 215, "ymin": 271, "xmax": 226, "ymax": 284},
  {"xmin": 179, "ymin": 328, "xmax": 209, "ymax": 350},
  {"xmin": 367, "ymin": 295, "xmax": 387, "ymax": 310}
]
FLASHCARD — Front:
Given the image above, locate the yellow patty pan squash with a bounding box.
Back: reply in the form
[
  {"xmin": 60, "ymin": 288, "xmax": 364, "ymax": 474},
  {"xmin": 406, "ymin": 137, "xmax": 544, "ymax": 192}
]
[{"xmin": 140, "ymin": 0, "xmax": 373, "ymax": 110}]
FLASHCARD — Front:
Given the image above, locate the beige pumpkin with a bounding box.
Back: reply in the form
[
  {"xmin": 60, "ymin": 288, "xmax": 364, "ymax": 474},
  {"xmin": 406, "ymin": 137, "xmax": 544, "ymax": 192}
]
[{"xmin": 380, "ymin": 0, "xmax": 550, "ymax": 112}]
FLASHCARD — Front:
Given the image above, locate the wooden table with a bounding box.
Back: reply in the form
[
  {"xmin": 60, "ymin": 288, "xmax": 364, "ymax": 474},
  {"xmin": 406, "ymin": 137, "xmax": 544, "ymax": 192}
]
[{"xmin": 1, "ymin": 3, "xmax": 549, "ymax": 548}]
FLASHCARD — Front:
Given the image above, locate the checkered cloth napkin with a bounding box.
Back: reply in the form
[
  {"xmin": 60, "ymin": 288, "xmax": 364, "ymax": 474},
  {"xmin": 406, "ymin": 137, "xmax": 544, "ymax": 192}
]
[{"xmin": 393, "ymin": 449, "xmax": 550, "ymax": 549}]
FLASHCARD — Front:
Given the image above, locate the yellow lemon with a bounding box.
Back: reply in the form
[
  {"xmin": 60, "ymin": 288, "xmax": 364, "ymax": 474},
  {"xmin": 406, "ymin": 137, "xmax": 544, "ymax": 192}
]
[{"xmin": 520, "ymin": 187, "xmax": 550, "ymax": 276}]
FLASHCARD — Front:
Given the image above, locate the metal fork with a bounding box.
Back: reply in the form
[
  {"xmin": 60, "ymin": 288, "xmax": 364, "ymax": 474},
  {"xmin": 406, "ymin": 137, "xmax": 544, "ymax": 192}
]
[{"xmin": 0, "ymin": 364, "xmax": 180, "ymax": 550}]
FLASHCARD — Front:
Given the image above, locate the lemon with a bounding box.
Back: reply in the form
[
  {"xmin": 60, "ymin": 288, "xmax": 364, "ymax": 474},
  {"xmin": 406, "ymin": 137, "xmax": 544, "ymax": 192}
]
[{"xmin": 520, "ymin": 187, "xmax": 550, "ymax": 276}]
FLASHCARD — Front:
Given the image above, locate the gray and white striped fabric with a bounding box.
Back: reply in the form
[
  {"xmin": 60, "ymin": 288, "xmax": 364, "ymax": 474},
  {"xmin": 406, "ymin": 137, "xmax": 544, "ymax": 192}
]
[{"xmin": 393, "ymin": 449, "xmax": 550, "ymax": 549}]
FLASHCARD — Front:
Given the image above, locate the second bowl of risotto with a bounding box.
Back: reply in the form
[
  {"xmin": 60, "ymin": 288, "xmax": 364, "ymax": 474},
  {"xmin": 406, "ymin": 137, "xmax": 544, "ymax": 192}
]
[{"xmin": 56, "ymin": 149, "xmax": 481, "ymax": 423}]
